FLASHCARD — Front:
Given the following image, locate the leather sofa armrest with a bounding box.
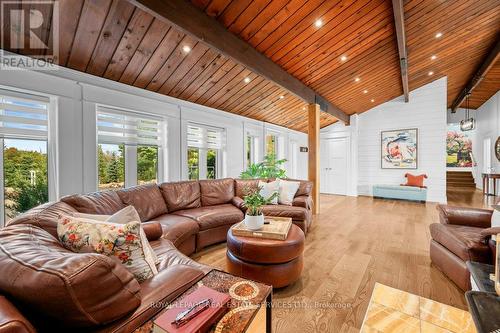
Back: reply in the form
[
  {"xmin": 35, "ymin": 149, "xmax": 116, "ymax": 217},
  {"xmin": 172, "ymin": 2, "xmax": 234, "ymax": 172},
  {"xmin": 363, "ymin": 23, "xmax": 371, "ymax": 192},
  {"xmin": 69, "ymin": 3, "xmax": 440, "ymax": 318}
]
[
  {"xmin": 437, "ymin": 204, "xmax": 492, "ymax": 228},
  {"xmin": 142, "ymin": 222, "xmax": 163, "ymax": 241},
  {"xmin": 292, "ymin": 196, "xmax": 312, "ymax": 210},
  {"xmin": 480, "ymin": 227, "xmax": 500, "ymax": 240},
  {"xmin": 0, "ymin": 296, "xmax": 36, "ymax": 333},
  {"xmin": 231, "ymin": 197, "xmax": 246, "ymax": 211}
]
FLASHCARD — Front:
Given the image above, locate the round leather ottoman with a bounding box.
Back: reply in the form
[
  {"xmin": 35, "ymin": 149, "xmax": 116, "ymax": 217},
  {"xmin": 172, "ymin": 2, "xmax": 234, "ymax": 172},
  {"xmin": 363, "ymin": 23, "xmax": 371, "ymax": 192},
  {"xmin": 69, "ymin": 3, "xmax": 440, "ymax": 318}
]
[{"xmin": 226, "ymin": 224, "xmax": 305, "ymax": 288}]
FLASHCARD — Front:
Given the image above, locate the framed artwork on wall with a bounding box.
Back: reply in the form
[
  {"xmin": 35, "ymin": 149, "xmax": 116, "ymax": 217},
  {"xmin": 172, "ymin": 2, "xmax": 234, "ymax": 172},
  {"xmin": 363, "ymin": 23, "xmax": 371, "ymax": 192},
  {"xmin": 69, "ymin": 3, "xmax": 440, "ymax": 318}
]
[{"xmin": 381, "ymin": 128, "xmax": 418, "ymax": 169}]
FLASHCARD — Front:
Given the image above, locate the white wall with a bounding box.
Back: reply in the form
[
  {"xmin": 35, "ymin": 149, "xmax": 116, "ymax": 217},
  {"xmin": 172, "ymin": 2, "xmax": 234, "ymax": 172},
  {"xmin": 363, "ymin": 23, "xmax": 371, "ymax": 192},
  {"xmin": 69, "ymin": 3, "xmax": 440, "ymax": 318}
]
[
  {"xmin": 474, "ymin": 91, "xmax": 500, "ymax": 190},
  {"xmin": 321, "ymin": 77, "xmax": 448, "ymax": 203},
  {"xmin": 0, "ymin": 53, "xmax": 308, "ymax": 197}
]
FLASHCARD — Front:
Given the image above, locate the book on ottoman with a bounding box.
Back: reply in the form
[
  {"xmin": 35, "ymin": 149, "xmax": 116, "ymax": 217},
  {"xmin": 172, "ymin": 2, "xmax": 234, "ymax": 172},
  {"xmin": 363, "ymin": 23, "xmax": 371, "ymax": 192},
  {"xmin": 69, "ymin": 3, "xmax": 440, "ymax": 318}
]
[{"xmin": 153, "ymin": 286, "xmax": 230, "ymax": 333}]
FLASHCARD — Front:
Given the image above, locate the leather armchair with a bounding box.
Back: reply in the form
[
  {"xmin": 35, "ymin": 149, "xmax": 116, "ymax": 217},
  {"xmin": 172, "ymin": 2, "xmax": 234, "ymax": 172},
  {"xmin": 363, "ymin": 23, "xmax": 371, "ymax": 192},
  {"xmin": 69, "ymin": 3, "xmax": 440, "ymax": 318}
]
[{"xmin": 430, "ymin": 205, "xmax": 493, "ymax": 291}]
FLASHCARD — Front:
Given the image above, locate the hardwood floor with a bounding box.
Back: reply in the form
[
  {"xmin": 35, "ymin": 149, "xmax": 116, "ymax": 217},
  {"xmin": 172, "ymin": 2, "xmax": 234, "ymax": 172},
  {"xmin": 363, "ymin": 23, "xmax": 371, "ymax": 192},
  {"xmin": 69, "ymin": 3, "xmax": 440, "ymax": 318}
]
[{"xmin": 192, "ymin": 188, "xmax": 497, "ymax": 332}]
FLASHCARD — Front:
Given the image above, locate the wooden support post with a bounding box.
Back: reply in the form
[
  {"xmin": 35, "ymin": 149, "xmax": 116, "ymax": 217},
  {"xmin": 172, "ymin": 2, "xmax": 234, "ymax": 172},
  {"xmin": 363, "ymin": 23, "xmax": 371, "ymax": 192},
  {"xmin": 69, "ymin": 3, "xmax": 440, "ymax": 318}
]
[{"xmin": 308, "ymin": 103, "xmax": 320, "ymax": 215}]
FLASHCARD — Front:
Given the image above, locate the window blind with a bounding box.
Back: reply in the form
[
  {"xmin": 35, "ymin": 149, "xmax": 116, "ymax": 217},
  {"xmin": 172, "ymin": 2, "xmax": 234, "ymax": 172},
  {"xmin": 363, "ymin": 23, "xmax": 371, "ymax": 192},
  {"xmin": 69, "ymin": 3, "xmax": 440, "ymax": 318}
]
[
  {"xmin": 97, "ymin": 106, "xmax": 163, "ymax": 146},
  {"xmin": 187, "ymin": 123, "xmax": 224, "ymax": 149},
  {"xmin": 0, "ymin": 90, "xmax": 49, "ymax": 139}
]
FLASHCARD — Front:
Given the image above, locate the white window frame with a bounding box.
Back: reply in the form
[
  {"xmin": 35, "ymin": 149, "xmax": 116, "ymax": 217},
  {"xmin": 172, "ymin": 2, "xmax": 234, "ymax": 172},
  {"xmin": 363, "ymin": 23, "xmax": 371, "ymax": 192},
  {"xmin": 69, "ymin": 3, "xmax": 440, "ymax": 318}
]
[
  {"xmin": 245, "ymin": 133, "xmax": 259, "ymax": 168},
  {"xmin": 0, "ymin": 88, "xmax": 58, "ymax": 227},
  {"xmin": 96, "ymin": 105, "xmax": 166, "ymax": 189},
  {"xmin": 186, "ymin": 122, "xmax": 225, "ymax": 180}
]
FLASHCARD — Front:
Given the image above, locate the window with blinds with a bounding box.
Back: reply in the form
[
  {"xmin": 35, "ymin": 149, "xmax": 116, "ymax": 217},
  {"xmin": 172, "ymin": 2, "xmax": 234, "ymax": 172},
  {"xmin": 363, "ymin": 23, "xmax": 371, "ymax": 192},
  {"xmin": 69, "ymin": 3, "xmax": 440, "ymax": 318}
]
[
  {"xmin": 187, "ymin": 123, "xmax": 224, "ymax": 149},
  {"xmin": 97, "ymin": 106, "xmax": 163, "ymax": 146},
  {"xmin": 0, "ymin": 90, "xmax": 49, "ymax": 139}
]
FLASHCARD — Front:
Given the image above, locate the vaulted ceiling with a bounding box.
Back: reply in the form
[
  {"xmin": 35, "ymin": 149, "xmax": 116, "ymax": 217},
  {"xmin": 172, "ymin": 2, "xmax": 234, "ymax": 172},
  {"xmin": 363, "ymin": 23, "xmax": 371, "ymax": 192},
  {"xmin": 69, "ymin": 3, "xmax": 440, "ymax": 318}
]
[{"xmin": 2, "ymin": 0, "xmax": 499, "ymax": 132}]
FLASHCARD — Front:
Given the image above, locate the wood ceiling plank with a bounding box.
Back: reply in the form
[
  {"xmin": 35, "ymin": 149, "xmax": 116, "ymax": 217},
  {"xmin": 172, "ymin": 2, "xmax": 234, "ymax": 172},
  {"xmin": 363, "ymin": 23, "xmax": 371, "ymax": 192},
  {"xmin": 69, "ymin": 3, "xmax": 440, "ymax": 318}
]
[
  {"xmin": 57, "ymin": 0, "xmax": 85, "ymax": 66},
  {"xmin": 67, "ymin": 0, "xmax": 112, "ymax": 71},
  {"xmin": 185, "ymin": 59, "xmax": 236, "ymax": 102},
  {"xmin": 156, "ymin": 42, "xmax": 211, "ymax": 94},
  {"xmin": 167, "ymin": 49, "xmax": 220, "ymax": 97},
  {"xmin": 117, "ymin": 18, "xmax": 168, "ymax": 84},
  {"xmin": 86, "ymin": 0, "xmax": 135, "ymax": 76},
  {"xmin": 218, "ymin": 75, "xmax": 265, "ymax": 110},
  {"xmin": 465, "ymin": 60, "xmax": 500, "ymax": 109},
  {"xmin": 225, "ymin": 79, "xmax": 273, "ymax": 111},
  {"xmin": 176, "ymin": 54, "xmax": 229, "ymax": 100},
  {"xmin": 227, "ymin": 0, "xmax": 272, "ymax": 35},
  {"xmin": 252, "ymin": 0, "xmax": 324, "ymax": 52},
  {"xmin": 132, "ymin": 27, "xmax": 184, "ymax": 88},
  {"xmin": 194, "ymin": 63, "xmax": 246, "ymax": 104},
  {"xmin": 205, "ymin": 0, "xmax": 233, "ymax": 18},
  {"xmin": 145, "ymin": 36, "xmax": 201, "ymax": 91},
  {"xmin": 206, "ymin": 69, "xmax": 256, "ymax": 108},
  {"xmin": 238, "ymin": 0, "xmax": 289, "ymax": 41},
  {"xmin": 218, "ymin": 0, "xmax": 253, "ymax": 27}
]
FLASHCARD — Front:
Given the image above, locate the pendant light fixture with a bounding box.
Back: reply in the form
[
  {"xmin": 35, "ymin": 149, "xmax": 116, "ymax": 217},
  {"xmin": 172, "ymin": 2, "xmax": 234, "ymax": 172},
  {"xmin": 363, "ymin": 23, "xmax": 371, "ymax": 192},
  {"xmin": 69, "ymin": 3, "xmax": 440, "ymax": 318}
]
[{"xmin": 460, "ymin": 93, "xmax": 475, "ymax": 131}]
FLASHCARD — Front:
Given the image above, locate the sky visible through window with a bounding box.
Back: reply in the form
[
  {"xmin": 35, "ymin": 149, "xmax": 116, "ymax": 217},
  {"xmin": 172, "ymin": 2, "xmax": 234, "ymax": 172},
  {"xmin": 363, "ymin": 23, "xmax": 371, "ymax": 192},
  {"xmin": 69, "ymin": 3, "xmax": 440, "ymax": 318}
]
[{"xmin": 4, "ymin": 139, "xmax": 46, "ymax": 153}]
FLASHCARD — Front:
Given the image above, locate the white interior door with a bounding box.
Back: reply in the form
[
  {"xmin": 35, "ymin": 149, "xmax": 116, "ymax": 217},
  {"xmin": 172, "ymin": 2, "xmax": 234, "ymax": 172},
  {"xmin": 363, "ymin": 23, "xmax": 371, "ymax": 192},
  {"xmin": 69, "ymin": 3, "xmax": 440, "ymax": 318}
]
[{"xmin": 320, "ymin": 137, "xmax": 348, "ymax": 195}]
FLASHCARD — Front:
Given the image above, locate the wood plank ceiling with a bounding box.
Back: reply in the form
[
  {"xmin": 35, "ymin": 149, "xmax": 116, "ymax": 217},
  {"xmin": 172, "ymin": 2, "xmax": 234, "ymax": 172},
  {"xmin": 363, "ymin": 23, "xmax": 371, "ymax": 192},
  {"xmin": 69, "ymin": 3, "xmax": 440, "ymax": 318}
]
[{"xmin": 2, "ymin": 0, "xmax": 499, "ymax": 132}]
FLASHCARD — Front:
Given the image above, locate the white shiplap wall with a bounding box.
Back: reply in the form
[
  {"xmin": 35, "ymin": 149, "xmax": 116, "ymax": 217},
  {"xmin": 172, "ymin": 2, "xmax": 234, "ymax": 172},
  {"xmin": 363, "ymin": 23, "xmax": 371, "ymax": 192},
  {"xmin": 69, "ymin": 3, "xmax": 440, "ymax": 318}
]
[{"xmin": 357, "ymin": 77, "xmax": 448, "ymax": 203}]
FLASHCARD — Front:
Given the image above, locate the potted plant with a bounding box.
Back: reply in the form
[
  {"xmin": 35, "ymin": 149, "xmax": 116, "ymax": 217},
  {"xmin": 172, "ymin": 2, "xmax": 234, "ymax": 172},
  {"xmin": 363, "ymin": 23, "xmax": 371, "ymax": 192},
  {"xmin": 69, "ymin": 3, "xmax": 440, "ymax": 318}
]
[{"xmin": 242, "ymin": 187, "xmax": 278, "ymax": 230}]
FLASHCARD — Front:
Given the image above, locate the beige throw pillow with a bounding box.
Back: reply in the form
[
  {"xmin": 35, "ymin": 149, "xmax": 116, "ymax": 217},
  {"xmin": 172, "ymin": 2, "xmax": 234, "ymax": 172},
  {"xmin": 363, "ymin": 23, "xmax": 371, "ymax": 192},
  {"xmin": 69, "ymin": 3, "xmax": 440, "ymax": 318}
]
[
  {"xmin": 74, "ymin": 206, "xmax": 159, "ymax": 264},
  {"xmin": 258, "ymin": 180, "xmax": 279, "ymax": 205},
  {"xmin": 57, "ymin": 216, "xmax": 158, "ymax": 282},
  {"xmin": 278, "ymin": 179, "xmax": 300, "ymax": 206}
]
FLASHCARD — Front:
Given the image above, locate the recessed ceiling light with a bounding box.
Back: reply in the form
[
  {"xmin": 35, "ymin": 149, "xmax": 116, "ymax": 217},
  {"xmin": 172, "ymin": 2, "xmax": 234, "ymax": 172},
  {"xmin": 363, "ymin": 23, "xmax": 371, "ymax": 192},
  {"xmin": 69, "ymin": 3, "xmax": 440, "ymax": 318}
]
[
  {"xmin": 431, "ymin": 55, "xmax": 437, "ymax": 60},
  {"xmin": 314, "ymin": 19, "xmax": 323, "ymax": 28},
  {"xmin": 182, "ymin": 45, "xmax": 191, "ymax": 53},
  {"xmin": 244, "ymin": 77, "xmax": 251, "ymax": 84},
  {"xmin": 371, "ymin": 99, "xmax": 375, "ymax": 103},
  {"xmin": 428, "ymin": 71, "xmax": 434, "ymax": 76},
  {"xmin": 302, "ymin": 107, "xmax": 306, "ymax": 111},
  {"xmin": 363, "ymin": 89, "xmax": 368, "ymax": 94},
  {"xmin": 340, "ymin": 55, "xmax": 348, "ymax": 62},
  {"xmin": 279, "ymin": 95, "xmax": 284, "ymax": 99},
  {"xmin": 355, "ymin": 77, "xmax": 360, "ymax": 82},
  {"xmin": 435, "ymin": 32, "xmax": 442, "ymax": 38}
]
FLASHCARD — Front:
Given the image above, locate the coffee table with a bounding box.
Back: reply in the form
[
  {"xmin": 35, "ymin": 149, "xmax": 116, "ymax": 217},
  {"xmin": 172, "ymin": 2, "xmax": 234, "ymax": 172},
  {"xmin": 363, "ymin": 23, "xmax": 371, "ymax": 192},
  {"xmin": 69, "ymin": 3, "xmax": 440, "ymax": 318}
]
[
  {"xmin": 135, "ymin": 269, "xmax": 272, "ymax": 333},
  {"xmin": 226, "ymin": 223, "xmax": 305, "ymax": 288}
]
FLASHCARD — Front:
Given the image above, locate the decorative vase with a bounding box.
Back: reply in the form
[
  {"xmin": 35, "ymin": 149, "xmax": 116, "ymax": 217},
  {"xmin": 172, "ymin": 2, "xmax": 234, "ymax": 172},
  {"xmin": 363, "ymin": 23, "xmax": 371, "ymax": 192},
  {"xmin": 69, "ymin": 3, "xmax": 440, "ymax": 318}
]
[{"xmin": 244, "ymin": 213, "xmax": 264, "ymax": 230}]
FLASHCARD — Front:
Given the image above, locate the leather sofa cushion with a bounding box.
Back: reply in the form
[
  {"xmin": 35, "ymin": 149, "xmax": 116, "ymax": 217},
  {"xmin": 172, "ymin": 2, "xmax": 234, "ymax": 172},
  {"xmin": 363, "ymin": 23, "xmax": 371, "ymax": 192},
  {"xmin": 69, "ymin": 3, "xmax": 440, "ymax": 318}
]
[
  {"xmin": 172, "ymin": 204, "xmax": 244, "ymax": 231},
  {"xmin": 288, "ymin": 179, "xmax": 313, "ymax": 197},
  {"xmin": 94, "ymin": 264, "xmax": 205, "ymax": 333},
  {"xmin": 261, "ymin": 205, "xmax": 309, "ymax": 221},
  {"xmin": 61, "ymin": 190, "xmax": 125, "ymax": 215},
  {"xmin": 149, "ymin": 238, "xmax": 211, "ymax": 274},
  {"xmin": 430, "ymin": 223, "xmax": 492, "ymax": 262},
  {"xmin": 117, "ymin": 184, "xmax": 168, "ymax": 221},
  {"xmin": 199, "ymin": 178, "xmax": 234, "ymax": 206},
  {"xmin": 150, "ymin": 214, "xmax": 199, "ymax": 247},
  {"xmin": 0, "ymin": 295, "xmax": 36, "ymax": 333},
  {"xmin": 160, "ymin": 181, "xmax": 201, "ymax": 212},
  {"xmin": 0, "ymin": 224, "xmax": 141, "ymax": 328},
  {"xmin": 234, "ymin": 179, "xmax": 261, "ymax": 198},
  {"xmin": 6, "ymin": 201, "xmax": 77, "ymax": 238}
]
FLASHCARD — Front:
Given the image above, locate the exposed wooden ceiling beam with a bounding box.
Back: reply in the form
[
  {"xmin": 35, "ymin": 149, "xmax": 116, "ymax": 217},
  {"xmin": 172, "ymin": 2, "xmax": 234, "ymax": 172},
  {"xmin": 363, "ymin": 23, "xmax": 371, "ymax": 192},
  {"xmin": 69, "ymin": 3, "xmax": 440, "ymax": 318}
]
[
  {"xmin": 392, "ymin": 0, "xmax": 409, "ymax": 103},
  {"xmin": 127, "ymin": 0, "xmax": 350, "ymax": 124},
  {"xmin": 451, "ymin": 36, "xmax": 500, "ymax": 112}
]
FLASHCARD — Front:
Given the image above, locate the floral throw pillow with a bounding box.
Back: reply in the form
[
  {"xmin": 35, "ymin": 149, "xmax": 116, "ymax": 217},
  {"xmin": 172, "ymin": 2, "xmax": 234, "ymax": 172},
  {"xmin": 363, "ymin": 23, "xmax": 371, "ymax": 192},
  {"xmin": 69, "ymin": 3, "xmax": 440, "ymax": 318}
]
[{"xmin": 57, "ymin": 215, "xmax": 158, "ymax": 282}]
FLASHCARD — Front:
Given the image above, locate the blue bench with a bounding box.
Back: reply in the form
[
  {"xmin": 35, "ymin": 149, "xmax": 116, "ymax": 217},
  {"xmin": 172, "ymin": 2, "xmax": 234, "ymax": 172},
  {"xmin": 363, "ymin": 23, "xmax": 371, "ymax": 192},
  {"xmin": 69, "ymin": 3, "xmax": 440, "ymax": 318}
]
[{"xmin": 372, "ymin": 184, "xmax": 427, "ymax": 202}]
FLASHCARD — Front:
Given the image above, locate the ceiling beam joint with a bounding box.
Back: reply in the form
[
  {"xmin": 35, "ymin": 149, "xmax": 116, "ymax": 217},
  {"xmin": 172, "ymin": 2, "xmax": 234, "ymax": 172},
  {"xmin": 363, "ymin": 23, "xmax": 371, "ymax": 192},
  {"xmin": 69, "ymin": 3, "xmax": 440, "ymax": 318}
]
[
  {"xmin": 392, "ymin": 0, "xmax": 409, "ymax": 103},
  {"xmin": 451, "ymin": 37, "xmax": 500, "ymax": 113}
]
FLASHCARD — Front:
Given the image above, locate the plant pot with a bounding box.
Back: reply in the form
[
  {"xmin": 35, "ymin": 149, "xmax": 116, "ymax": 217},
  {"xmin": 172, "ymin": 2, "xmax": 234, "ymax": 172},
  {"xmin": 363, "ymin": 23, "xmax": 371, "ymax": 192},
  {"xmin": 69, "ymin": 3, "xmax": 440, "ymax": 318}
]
[{"xmin": 244, "ymin": 213, "xmax": 264, "ymax": 231}]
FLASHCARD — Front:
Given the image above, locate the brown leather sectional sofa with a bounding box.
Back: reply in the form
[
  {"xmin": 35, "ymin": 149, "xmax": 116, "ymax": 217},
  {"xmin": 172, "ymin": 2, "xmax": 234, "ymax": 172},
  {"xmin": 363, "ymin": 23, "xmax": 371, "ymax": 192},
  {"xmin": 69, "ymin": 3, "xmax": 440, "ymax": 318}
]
[
  {"xmin": 430, "ymin": 204, "xmax": 496, "ymax": 291},
  {"xmin": 0, "ymin": 178, "xmax": 313, "ymax": 332}
]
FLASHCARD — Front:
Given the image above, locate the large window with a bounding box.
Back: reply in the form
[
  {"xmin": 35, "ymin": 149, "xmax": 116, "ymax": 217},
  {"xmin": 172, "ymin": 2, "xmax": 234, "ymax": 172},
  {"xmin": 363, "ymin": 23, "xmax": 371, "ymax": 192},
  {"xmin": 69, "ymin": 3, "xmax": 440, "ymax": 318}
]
[
  {"xmin": 0, "ymin": 91, "xmax": 51, "ymax": 225},
  {"xmin": 246, "ymin": 134, "xmax": 259, "ymax": 167},
  {"xmin": 266, "ymin": 134, "xmax": 278, "ymax": 157},
  {"xmin": 97, "ymin": 106, "xmax": 164, "ymax": 190},
  {"xmin": 187, "ymin": 124, "xmax": 224, "ymax": 180}
]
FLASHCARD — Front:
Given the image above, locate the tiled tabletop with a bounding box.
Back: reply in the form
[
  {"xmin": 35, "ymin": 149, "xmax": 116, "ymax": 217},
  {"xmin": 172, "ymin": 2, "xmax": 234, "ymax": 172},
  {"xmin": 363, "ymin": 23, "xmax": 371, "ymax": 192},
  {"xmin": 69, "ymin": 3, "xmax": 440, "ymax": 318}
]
[{"xmin": 361, "ymin": 283, "xmax": 476, "ymax": 333}]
